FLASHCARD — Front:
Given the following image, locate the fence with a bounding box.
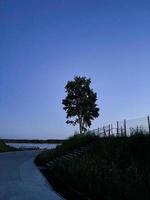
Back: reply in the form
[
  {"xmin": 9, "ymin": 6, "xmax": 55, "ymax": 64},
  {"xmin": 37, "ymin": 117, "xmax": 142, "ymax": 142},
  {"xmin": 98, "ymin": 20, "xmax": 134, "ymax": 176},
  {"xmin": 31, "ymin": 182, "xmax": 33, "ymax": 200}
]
[{"xmin": 89, "ymin": 115, "xmax": 150, "ymax": 137}]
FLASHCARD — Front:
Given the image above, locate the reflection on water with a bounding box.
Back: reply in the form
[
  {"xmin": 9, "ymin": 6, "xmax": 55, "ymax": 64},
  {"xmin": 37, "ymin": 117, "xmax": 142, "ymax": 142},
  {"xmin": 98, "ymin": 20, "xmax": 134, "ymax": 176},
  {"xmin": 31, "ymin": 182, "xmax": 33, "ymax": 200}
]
[{"xmin": 6, "ymin": 143, "xmax": 59, "ymax": 149}]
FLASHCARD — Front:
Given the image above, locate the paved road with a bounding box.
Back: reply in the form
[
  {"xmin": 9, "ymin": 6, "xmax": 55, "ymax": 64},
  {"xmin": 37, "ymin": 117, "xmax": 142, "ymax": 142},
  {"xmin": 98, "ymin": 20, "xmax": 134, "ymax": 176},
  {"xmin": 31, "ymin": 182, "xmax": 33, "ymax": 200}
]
[{"xmin": 0, "ymin": 151, "xmax": 63, "ymax": 200}]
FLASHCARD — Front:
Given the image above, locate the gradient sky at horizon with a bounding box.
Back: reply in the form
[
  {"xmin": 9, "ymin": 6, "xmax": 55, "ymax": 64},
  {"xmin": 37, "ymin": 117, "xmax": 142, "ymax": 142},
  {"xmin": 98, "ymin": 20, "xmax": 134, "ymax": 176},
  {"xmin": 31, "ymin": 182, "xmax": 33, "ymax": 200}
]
[{"xmin": 0, "ymin": 0, "xmax": 150, "ymax": 139}]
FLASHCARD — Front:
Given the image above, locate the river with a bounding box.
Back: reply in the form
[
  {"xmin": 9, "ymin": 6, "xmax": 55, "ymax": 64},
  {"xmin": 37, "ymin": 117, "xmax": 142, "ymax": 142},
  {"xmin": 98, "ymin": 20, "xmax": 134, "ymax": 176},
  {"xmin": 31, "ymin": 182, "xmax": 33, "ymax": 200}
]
[{"xmin": 6, "ymin": 143, "xmax": 59, "ymax": 149}]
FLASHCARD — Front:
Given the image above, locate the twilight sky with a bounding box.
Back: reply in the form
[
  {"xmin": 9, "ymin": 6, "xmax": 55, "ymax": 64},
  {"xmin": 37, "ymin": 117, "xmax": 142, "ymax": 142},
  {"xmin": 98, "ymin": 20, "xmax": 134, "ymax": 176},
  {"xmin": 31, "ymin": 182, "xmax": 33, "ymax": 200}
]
[{"xmin": 0, "ymin": 0, "xmax": 150, "ymax": 139}]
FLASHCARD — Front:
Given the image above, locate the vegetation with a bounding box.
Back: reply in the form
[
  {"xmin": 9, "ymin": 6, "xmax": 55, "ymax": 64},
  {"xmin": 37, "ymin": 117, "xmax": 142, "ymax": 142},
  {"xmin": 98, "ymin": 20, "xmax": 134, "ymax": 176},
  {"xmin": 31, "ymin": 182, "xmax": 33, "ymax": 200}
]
[
  {"xmin": 35, "ymin": 133, "xmax": 98, "ymax": 166},
  {"xmin": 62, "ymin": 76, "xmax": 99, "ymax": 134},
  {"xmin": 0, "ymin": 139, "xmax": 18, "ymax": 152},
  {"xmin": 35, "ymin": 132, "xmax": 150, "ymax": 200}
]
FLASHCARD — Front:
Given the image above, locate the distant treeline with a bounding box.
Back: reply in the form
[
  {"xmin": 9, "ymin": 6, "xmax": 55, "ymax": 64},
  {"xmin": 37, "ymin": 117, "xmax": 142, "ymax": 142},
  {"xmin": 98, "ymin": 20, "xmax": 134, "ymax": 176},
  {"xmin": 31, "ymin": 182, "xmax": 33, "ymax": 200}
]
[{"xmin": 3, "ymin": 139, "xmax": 65, "ymax": 144}]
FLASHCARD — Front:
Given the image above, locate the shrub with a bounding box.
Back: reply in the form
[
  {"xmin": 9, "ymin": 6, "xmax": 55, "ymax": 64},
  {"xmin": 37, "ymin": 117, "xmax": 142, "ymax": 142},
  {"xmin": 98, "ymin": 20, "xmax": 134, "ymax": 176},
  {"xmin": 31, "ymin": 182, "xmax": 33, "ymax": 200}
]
[
  {"xmin": 35, "ymin": 133, "xmax": 99, "ymax": 166},
  {"xmin": 0, "ymin": 139, "xmax": 18, "ymax": 152},
  {"xmin": 35, "ymin": 134, "xmax": 150, "ymax": 200}
]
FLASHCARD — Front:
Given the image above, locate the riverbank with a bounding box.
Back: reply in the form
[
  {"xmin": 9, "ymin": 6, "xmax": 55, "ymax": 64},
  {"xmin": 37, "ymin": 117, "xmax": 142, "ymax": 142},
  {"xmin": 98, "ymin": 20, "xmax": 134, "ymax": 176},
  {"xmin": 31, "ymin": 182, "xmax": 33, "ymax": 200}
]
[
  {"xmin": 35, "ymin": 133, "xmax": 150, "ymax": 200},
  {"xmin": 0, "ymin": 139, "xmax": 18, "ymax": 152}
]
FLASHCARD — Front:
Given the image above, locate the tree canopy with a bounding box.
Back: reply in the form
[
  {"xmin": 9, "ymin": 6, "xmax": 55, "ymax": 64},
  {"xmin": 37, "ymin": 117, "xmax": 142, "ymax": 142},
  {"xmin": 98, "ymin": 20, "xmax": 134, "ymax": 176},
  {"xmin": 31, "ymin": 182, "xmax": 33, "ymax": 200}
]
[{"xmin": 62, "ymin": 76, "xmax": 99, "ymax": 134}]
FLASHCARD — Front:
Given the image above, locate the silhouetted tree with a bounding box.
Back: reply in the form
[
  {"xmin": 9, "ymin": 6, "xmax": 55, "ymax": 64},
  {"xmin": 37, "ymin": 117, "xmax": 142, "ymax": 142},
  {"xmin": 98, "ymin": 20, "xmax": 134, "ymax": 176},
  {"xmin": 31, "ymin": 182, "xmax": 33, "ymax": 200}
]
[{"xmin": 62, "ymin": 76, "xmax": 99, "ymax": 134}]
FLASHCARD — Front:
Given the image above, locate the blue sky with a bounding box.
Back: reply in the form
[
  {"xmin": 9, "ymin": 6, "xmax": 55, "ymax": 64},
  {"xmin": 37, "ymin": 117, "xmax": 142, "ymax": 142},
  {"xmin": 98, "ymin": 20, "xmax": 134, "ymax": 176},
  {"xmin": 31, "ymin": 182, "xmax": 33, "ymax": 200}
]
[{"xmin": 0, "ymin": 0, "xmax": 150, "ymax": 139}]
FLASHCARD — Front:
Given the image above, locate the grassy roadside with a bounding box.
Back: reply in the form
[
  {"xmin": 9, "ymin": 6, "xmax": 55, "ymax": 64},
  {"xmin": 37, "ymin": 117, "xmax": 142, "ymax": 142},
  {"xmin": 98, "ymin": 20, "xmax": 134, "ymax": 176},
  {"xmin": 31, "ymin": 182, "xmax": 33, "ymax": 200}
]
[
  {"xmin": 35, "ymin": 133, "xmax": 99, "ymax": 166},
  {"xmin": 0, "ymin": 139, "xmax": 18, "ymax": 152},
  {"xmin": 35, "ymin": 133, "xmax": 150, "ymax": 200}
]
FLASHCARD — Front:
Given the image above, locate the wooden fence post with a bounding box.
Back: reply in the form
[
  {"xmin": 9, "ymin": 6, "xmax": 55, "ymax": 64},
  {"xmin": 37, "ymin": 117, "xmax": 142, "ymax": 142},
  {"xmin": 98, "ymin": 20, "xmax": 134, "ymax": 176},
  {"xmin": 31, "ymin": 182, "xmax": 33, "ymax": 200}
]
[
  {"xmin": 111, "ymin": 124, "xmax": 113, "ymax": 135},
  {"xmin": 124, "ymin": 120, "xmax": 127, "ymax": 136},
  {"xmin": 108, "ymin": 124, "xmax": 111, "ymax": 137},
  {"xmin": 117, "ymin": 121, "xmax": 119, "ymax": 137},
  {"xmin": 121, "ymin": 127, "xmax": 123, "ymax": 136},
  {"xmin": 103, "ymin": 126, "xmax": 106, "ymax": 137},
  {"xmin": 148, "ymin": 116, "xmax": 150, "ymax": 134}
]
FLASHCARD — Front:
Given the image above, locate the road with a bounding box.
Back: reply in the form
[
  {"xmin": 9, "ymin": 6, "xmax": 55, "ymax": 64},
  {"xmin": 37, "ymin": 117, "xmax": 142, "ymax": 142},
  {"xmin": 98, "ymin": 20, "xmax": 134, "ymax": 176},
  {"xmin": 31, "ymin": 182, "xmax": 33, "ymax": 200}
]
[{"xmin": 0, "ymin": 150, "xmax": 63, "ymax": 200}]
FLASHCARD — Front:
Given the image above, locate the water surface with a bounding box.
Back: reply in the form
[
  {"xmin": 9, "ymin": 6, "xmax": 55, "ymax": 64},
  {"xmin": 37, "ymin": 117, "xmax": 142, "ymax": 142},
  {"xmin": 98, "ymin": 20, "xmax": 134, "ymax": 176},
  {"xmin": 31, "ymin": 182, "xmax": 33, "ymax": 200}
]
[{"xmin": 6, "ymin": 143, "xmax": 59, "ymax": 149}]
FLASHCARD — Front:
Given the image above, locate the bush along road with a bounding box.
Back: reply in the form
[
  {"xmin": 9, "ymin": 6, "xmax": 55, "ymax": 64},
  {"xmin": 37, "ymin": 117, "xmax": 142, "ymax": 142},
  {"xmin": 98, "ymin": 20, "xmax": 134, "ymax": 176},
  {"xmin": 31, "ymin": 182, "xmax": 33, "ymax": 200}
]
[{"xmin": 35, "ymin": 133, "xmax": 150, "ymax": 200}]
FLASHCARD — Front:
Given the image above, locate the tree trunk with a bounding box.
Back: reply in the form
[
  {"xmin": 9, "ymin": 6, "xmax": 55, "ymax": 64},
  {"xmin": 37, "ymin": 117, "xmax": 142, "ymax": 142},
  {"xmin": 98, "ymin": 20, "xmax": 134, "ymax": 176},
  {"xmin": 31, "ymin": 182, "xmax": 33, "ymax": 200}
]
[{"xmin": 78, "ymin": 116, "xmax": 82, "ymax": 134}]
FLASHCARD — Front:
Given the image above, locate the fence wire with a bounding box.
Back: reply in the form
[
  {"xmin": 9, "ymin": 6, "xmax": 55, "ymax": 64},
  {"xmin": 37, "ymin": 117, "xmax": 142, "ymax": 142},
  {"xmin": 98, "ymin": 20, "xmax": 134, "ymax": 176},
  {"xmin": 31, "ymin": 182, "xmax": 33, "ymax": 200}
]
[{"xmin": 90, "ymin": 115, "xmax": 150, "ymax": 137}]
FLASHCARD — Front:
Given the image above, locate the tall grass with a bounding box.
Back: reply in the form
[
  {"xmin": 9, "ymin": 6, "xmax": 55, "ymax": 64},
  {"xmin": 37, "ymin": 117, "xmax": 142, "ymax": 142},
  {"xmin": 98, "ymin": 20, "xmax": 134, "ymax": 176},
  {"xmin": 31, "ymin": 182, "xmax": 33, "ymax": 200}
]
[
  {"xmin": 35, "ymin": 133, "xmax": 98, "ymax": 166},
  {"xmin": 35, "ymin": 132, "xmax": 150, "ymax": 200},
  {"xmin": 0, "ymin": 139, "xmax": 18, "ymax": 152}
]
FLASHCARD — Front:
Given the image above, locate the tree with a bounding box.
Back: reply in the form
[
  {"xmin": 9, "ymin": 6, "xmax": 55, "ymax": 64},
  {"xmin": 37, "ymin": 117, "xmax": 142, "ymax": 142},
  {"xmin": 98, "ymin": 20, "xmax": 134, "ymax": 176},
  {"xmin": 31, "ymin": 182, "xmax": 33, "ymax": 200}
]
[{"xmin": 62, "ymin": 76, "xmax": 99, "ymax": 134}]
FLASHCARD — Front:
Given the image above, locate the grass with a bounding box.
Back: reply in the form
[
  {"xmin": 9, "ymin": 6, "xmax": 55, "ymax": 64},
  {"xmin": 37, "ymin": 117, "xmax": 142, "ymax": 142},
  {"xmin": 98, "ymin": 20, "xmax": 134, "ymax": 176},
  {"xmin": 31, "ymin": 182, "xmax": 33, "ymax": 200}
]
[
  {"xmin": 0, "ymin": 139, "xmax": 18, "ymax": 152},
  {"xmin": 35, "ymin": 133, "xmax": 99, "ymax": 166},
  {"xmin": 35, "ymin": 132, "xmax": 150, "ymax": 200}
]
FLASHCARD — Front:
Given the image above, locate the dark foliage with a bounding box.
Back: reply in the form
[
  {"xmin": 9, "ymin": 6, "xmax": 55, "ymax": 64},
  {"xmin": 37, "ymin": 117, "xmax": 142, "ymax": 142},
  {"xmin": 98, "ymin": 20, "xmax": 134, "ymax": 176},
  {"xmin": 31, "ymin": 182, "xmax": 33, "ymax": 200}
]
[
  {"xmin": 0, "ymin": 139, "xmax": 18, "ymax": 152},
  {"xmin": 35, "ymin": 133, "xmax": 98, "ymax": 166},
  {"xmin": 62, "ymin": 76, "xmax": 99, "ymax": 133},
  {"xmin": 35, "ymin": 133, "xmax": 150, "ymax": 200}
]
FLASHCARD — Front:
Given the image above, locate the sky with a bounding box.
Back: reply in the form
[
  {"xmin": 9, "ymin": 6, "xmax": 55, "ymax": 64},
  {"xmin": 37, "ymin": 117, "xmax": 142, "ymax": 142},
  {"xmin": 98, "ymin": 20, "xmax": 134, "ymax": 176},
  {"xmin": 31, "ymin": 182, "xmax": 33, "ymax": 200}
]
[{"xmin": 0, "ymin": 0, "xmax": 150, "ymax": 139}]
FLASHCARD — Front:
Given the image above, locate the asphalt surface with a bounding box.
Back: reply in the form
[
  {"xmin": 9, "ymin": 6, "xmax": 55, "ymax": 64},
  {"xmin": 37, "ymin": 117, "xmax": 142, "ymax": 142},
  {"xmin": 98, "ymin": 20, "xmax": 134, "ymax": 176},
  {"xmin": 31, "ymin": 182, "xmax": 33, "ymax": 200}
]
[{"xmin": 0, "ymin": 150, "xmax": 63, "ymax": 200}]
